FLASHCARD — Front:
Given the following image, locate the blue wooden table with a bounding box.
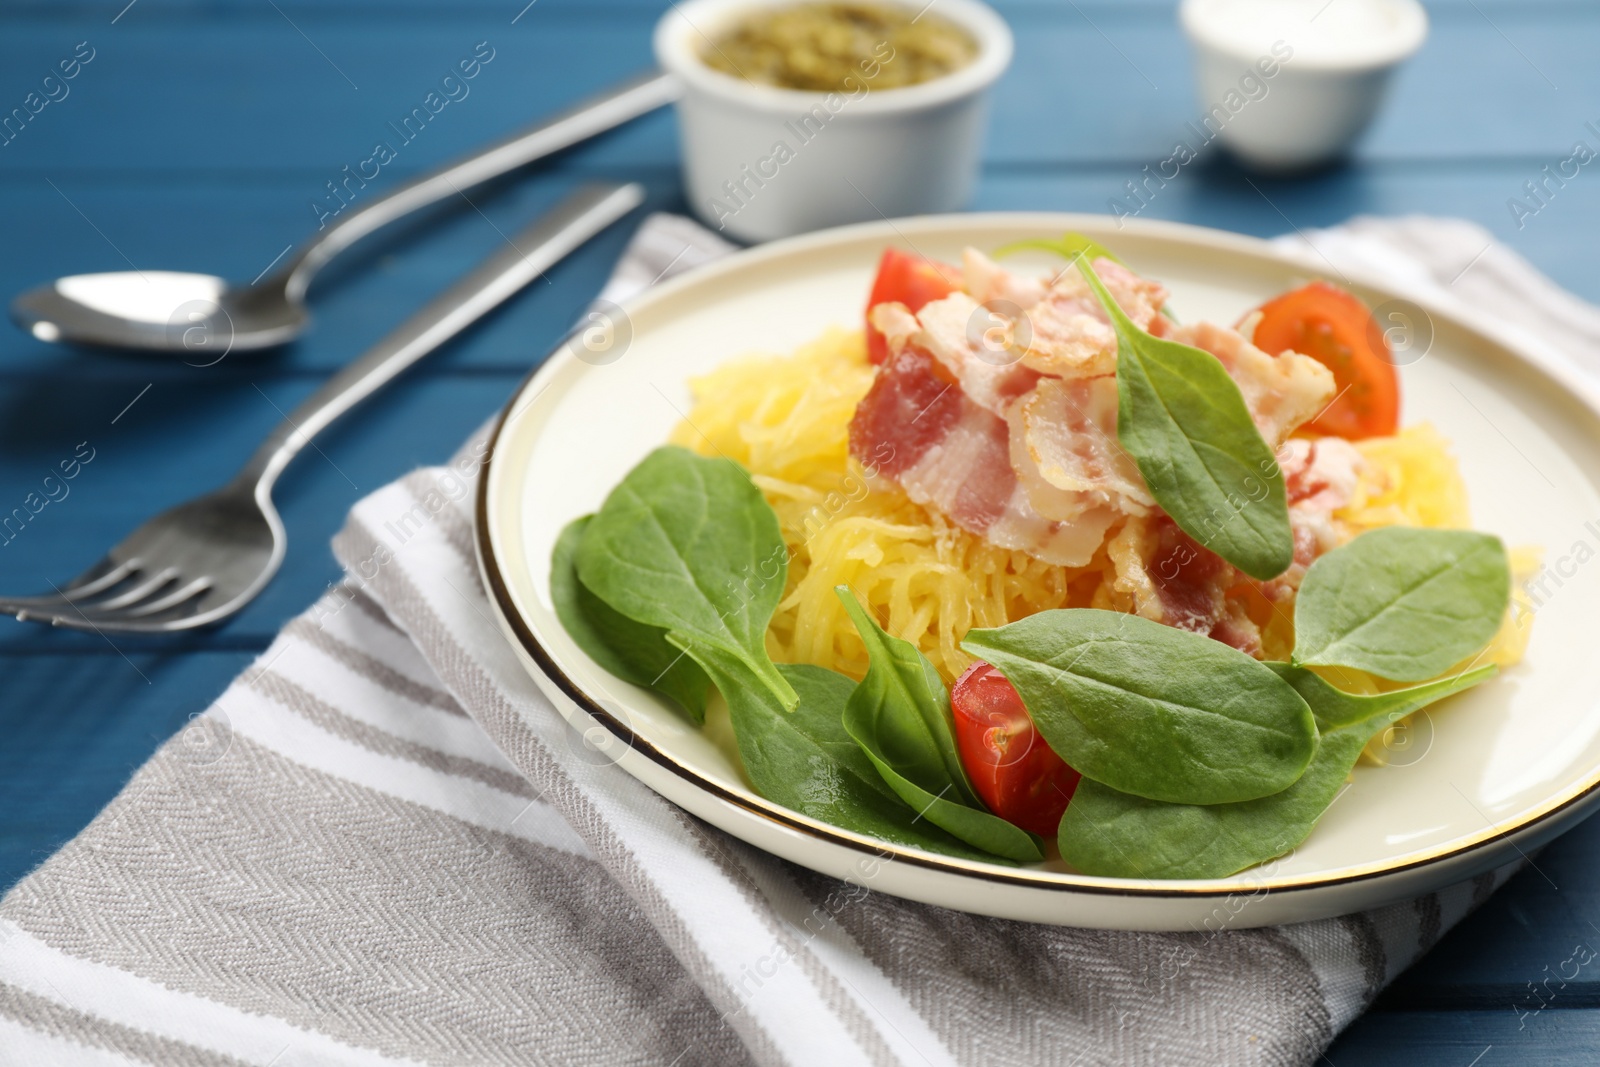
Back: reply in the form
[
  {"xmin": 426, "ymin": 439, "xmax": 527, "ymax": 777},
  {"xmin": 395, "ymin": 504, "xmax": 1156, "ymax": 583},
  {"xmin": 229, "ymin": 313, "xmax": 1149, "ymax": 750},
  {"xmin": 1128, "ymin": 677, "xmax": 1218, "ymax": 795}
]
[{"xmin": 3, "ymin": 0, "xmax": 1598, "ymax": 1061}]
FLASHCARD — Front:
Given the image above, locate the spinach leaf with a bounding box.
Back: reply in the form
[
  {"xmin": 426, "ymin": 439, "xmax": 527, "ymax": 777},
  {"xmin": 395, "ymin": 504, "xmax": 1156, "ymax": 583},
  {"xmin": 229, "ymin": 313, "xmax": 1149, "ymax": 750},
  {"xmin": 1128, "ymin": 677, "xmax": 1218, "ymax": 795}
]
[
  {"xmin": 962, "ymin": 609, "xmax": 1317, "ymax": 805},
  {"xmin": 836, "ymin": 588, "xmax": 1043, "ymax": 863},
  {"xmin": 576, "ymin": 446, "xmax": 797, "ymax": 712},
  {"xmin": 1058, "ymin": 664, "xmax": 1497, "ymax": 879},
  {"xmin": 1078, "ymin": 260, "xmax": 1293, "ymax": 581},
  {"xmin": 1293, "ymin": 527, "xmax": 1511, "ymax": 682},
  {"xmin": 550, "ymin": 516, "xmax": 710, "ymax": 723},
  {"xmin": 709, "ymin": 659, "xmax": 1007, "ymax": 864}
]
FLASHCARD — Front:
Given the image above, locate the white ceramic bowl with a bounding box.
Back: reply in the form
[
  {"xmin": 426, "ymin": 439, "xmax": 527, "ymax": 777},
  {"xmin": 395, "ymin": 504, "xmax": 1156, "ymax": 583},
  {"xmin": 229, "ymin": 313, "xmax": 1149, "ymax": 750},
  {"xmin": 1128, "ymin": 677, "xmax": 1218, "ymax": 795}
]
[
  {"xmin": 1180, "ymin": 0, "xmax": 1428, "ymax": 171},
  {"xmin": 654, "ymin": 0, "xmax": 1013, "ymax": 242}
]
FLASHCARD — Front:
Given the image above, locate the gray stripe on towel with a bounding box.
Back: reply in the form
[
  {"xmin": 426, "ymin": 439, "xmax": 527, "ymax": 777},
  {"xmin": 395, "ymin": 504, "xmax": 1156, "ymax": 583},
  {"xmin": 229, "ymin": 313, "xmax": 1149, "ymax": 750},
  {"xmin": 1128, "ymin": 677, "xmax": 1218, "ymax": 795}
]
[
  {"xmin": 795, "ymin": 864, "xmax": 1336, "ymax": 1067},
  {"xmin": 248, "ymin": 665, "xmax": 533, "ymax": 799},
  {"xmin": 285, "ymin": 615, "xmax": 464, "ymax": 717}
]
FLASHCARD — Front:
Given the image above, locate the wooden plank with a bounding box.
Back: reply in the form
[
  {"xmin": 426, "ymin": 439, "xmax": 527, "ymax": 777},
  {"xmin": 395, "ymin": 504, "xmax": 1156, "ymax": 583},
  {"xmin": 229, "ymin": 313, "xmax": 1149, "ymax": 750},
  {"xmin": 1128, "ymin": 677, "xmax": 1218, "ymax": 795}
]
[
  {"xmin": 0, "ymin": 21, "xmax": 670, "ymax": 173},
  {"xmin": 1330, "ymin": 1006, "xmax": 1600, "ymax": 1065}
]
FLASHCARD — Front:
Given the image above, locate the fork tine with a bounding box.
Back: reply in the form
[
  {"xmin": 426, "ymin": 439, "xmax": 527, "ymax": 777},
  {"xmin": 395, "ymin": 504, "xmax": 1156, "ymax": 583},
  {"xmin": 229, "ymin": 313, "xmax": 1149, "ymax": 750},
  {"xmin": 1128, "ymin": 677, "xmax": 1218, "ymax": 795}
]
[
  {"xmin": 1, "ymin": 598, "xmax": 90, "ymax": 625},
  {"xmin": 0, "ymin": 559, "xmax": 139, "ymax": 610},
  {"xmin": 59, "ymin": 559, "xmax": 141, "ymax": 600},
  {"xmin": 45, "ymin": 582, "xmax": 218, "ymax": 631},
  {"xmin": 0, "ymin": 600, "xmax": 59, "ymax": 622},
  {"xmin": 81, "ymin": 567, "xmax": 179, "ymax": 612},
  {"xmin": 113, "ymin": 577, "xmax": 212, "ymax": 619},
  {"xmin": 0, "ymin": 564, "xmax": 189, "ymax": 626}
]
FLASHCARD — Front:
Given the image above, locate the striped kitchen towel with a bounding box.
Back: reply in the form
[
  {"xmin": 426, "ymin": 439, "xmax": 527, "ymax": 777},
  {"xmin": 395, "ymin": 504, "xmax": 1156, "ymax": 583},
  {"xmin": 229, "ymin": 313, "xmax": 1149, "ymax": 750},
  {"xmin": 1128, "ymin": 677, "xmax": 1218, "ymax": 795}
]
[{"xmin": 0, "ymin": 213, "xmax": 1553, "ymax": 1066}]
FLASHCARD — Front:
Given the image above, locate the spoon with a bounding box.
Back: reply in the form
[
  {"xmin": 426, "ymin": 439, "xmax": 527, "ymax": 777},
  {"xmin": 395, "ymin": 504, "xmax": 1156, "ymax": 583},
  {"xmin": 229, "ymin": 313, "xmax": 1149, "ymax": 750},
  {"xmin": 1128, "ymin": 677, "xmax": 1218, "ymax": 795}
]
[{"xmin": 11, "ymin": 70, "xmax": 677, "ymax": 359}]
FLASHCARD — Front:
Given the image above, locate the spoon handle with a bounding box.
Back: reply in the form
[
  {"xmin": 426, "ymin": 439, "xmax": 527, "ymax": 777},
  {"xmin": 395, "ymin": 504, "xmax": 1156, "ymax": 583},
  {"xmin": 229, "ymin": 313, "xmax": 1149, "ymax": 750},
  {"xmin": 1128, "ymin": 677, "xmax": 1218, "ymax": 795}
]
[
  {"xmin": 235, "ymin": 181, "xmax": 644, "ymax": 495},
  {"xmin": 276, "ymin": 70, "xmax": 677, "ymax": 302}
]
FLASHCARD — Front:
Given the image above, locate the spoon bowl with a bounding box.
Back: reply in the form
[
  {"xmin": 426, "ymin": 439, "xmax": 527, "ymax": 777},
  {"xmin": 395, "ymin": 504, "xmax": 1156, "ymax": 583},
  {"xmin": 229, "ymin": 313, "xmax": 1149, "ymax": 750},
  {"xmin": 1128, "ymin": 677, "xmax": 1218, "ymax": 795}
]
[{"xmin": 13, "ymin": 270, "xmax": 305, "ymax": 360}]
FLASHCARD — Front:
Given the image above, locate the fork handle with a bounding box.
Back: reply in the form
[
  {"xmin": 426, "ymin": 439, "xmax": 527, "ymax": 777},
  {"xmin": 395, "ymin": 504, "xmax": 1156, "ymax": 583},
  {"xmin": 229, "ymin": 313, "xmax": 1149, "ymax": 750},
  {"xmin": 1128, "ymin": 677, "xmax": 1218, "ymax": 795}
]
[{"xmin": 233, "ymin": 181, "xmax": 645, "ymax": 495}]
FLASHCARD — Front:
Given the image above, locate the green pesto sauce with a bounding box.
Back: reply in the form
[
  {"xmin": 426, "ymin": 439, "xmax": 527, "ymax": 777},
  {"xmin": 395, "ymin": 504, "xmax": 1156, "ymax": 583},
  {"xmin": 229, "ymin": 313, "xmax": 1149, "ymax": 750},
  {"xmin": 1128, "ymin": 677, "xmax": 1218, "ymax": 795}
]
[{"xmin": 702, "ymin": 3, "xmax": 978, "ymax": 92}]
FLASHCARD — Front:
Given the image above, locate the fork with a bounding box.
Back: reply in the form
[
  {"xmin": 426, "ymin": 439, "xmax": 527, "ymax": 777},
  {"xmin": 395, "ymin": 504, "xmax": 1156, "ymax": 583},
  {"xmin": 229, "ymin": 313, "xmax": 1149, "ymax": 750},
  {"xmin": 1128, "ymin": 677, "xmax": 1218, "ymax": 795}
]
[{"xmin": 0, "ymin": 181, "xmax": 644, "ymax": 634}]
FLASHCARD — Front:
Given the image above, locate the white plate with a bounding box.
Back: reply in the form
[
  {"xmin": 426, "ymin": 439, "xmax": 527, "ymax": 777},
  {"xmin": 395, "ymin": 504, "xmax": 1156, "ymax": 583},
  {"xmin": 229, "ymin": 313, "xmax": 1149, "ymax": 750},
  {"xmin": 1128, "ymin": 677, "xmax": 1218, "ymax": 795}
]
[{"xmin": 476, "ymin": 213, "xmax": 1600, "ymax": 930}]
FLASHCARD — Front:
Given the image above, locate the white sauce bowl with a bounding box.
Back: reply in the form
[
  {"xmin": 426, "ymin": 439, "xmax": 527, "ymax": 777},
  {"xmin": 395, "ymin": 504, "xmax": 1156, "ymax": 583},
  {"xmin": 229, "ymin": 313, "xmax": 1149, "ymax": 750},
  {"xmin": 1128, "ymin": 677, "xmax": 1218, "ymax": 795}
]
[
  {"xmin": 655, "ymin": 0, "xmax": 1013, "ymax": 242},
  {"xmin": 1180, "ymin": 0, "xmax": 1428, "ymax": 171}
]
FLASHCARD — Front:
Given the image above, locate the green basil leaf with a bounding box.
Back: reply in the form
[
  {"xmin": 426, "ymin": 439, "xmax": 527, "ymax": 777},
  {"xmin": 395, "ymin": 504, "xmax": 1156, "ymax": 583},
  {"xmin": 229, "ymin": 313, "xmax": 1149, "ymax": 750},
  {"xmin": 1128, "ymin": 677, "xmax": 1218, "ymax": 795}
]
[
  {"xmin": 706, "ymin": 658, "xmax": 1007, "ymax": 864},
  {"xmin": 836, "ymin": 588, "xmax": 1043, "ymax": 863},
  {"xmin": 962, "ymin": 609, "xmax": 1317, "ymax": 805},
  {"xmin": 550, "ymin": 516, "xmax": 710, "ymax": 724},
  {"xmin": 1078, "ymin": 260, "xmax": 1293, "ymax": 580},
  {"xmin": 1058, "ymin": 664, "xmax": 1497, "ymax": 879},
  {"xmin": 1292, "ymin": 527, "xmax": 1511, "ymax": 682},
  {"xmin": 576, "ymin": 446, "xmax": 797, "ymax": 712}
]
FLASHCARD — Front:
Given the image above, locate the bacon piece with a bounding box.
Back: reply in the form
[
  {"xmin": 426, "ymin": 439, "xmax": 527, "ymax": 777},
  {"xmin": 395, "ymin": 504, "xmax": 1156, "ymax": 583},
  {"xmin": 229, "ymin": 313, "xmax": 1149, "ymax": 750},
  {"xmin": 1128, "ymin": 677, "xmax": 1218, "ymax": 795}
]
[
  {"xmin": 868, "ymin": 301, "xmax": 921, "ymax": 361},
  {"xmin": 1251, "ymin": 436, "xmax": 1368, "ymax": 603},
  {"xmin": 963, "ymin": 247, "xmax": 1046, "ymax": 308},
  {"xmin": 1108, "ymin": 437, "xmax": 1369, "ymax": 650},
  {"xmin": 1108, "ymin": 515, "xmax": 1261, "ymax": 655},
  {"xmin": 871, "ymin": 293, "xmax": 1041, "ymax": 417},
  {"xmin": 1167, "ymin": 322, "xmax": 1335, "ymax": 446},
  {"xmin": 1018, "ymin": 258, "xmax": 1168, "ymax": 380},
  {"xmin": 1284, "ymin": 436, "xmax": 1364, "ymax": 561},
  {"xmin": 905, "ymin": 402, "xmax": 1115, "ymax": 565},
  {"xmin": 1282, "ymin": 436, "xmax": 1364, "ymax": 517},
  {"xmin": 906, "ymin": 395, "xmax": 1018, "ymax": 533},
  {"xmin": 1019, "ymin": 300, "xmax": 1119, "ymax": 379},
  {"xmin": 1008, "ymin": 376, "xmax": 1153, "ymax": 520},
  {"xmin": 959, "ymin": 250, "xmax": 1169, "ymax": 382},
  {"xmin": 1209, "ymin": 603, "xmax": 1264, "ymax": 657},
  {"xmin": 848, "ymin": 347, "xmax": 1111, "ymax": 566},
  {"xmin": 848, "ymin": 345, "xmax": 962, "ymax": 480},
  {"xmin": 1253, "ymin": 520, "xmax": 1326, "ymax": 606}
]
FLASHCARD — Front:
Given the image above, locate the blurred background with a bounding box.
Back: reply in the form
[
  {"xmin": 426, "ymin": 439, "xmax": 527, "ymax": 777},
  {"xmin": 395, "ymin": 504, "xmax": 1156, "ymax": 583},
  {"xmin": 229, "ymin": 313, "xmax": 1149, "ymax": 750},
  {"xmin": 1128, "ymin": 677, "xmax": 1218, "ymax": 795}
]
[{"xmin": 0, "ymin": 1, "xmax": 1596, "ymax": 1060}]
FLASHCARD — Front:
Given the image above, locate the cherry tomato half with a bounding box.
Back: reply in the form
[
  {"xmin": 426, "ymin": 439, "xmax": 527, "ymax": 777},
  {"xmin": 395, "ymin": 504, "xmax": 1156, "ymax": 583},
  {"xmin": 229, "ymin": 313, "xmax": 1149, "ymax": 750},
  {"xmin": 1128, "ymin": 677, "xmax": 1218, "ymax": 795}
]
[
  {"xmin": 950, "ymin": 661, "xmax": 1081, "ymax": 837},
  {"xmin": 1247, "ymin": 281, "xmax": 1400, "ymax": 440},
  {"xmin": 864, "ymin": 248, "xmax": 961, "ymax": 364}
]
